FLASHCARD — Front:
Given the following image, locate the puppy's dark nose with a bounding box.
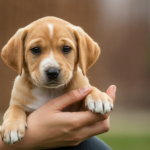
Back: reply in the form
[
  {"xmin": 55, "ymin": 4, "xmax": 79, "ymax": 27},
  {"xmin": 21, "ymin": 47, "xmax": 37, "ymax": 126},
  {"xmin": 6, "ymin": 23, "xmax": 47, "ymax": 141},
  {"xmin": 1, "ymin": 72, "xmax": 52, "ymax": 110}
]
[{"xmin": 46, "ymin": 68, "xmax": 60, "ymax": 79}]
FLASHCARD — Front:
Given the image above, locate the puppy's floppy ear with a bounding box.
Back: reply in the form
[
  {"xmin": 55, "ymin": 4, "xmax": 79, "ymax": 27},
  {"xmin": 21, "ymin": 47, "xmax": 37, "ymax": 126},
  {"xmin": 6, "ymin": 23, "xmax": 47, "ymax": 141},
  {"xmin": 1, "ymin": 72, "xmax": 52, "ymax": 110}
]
[
  {"xmin": 73, "ymin": 27, "xmax": 100, "ymax": 76},
  {"xmin": 1, "ymin": 28, "xmax": 27, "ymax": 75}
]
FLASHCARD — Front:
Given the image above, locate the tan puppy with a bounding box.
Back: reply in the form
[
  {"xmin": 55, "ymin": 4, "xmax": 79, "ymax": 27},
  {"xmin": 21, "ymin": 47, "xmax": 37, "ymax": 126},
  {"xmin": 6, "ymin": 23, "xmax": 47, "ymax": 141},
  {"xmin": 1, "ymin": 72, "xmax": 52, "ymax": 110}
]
[{"xmin": 0, "ymin": 17, "xmax": 113, "ymax": 145}]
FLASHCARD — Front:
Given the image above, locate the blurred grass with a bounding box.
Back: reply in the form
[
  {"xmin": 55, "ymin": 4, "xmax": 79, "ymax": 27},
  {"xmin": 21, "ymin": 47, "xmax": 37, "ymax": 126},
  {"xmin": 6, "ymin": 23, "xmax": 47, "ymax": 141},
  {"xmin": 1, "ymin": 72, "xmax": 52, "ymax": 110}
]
[
  {"xmin": 97, "ymin": 109, "xmax": 150, "ymax": 150},
  {"xmin": 98, "ymin": 135, "xmax": 150, "ymax": 150},
  {"xmin": 0, "ymin": 110, "xmax": 150, "ymax": 149}
]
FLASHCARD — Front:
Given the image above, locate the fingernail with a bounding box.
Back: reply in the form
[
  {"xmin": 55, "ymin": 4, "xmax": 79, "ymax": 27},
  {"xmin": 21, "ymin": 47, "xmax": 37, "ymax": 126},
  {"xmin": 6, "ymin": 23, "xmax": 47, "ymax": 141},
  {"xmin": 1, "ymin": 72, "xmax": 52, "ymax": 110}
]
[
  {"xmin": 79, "ymin": 86, "xmax": 91, "ymax": 94},
  {"xmin": 112, "ymin": 85, "xmax": 116, "ymax": 94}
]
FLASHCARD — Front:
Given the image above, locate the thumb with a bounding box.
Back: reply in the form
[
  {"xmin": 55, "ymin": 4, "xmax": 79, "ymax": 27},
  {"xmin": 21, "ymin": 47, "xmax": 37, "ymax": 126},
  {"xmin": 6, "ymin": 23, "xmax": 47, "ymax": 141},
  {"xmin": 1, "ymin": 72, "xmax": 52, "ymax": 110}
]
[
  {"xmin": 51, "ymin": 86, "xmax": 92, "ymax": 110},
  {"xmin": 106, "ymin": 85, "xmax": 116, "ymax": 102}
]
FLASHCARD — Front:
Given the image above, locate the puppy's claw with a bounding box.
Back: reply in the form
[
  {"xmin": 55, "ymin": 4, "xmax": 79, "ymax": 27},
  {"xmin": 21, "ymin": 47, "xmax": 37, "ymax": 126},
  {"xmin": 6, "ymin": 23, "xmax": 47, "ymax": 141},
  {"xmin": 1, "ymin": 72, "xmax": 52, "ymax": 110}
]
[
  {"xmin": 86, "ymin": 93, "xmax": 114, "ymax": 115},
  {"xmin": 110, "ymin": 104, "xmax": 114, "ymax": 111},
  {"xmin": 91, "ymin": 109, "xmax": 95, "ymax": 113},
  {"xmin": 19, "ymin": 137, "xmax": 23, "ymax": 141},
  {"xmin": 1, "ymin": 121, "xmax": 26, "ymax": 145},
  {"xmin": 25, "ymin": 123, "xmax": 28, "ymax": 129}
]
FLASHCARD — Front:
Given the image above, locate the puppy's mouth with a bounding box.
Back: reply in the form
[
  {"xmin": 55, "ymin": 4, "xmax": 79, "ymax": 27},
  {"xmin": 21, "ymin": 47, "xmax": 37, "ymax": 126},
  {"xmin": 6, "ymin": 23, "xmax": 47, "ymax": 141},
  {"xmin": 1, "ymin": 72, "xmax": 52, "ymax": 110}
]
[
  {"xmin": 46, "ymin": 81, "xmax": 59, "ymax": 86},
  {"xmin": 44, "ymin": 80, "xmax": 64, "ymax": 88}
]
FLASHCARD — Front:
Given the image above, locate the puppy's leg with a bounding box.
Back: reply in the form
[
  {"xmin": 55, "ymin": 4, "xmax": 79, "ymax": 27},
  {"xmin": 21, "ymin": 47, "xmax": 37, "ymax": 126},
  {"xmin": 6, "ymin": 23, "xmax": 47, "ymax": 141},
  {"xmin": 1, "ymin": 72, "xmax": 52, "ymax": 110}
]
[
  {"xmin": 69, "ymin": 69, "xmax": 114, "ymax": 114},
  {"xmin": 70, "ymin": 70, "xmax": 114, "ymax": 114},
  {"xmin": 84, "ymin": 86, "xmax": 114, "ymax": 114},
  {"xmin": 1, "ymin": 105, "xmax": 27, "ymax": 145}
]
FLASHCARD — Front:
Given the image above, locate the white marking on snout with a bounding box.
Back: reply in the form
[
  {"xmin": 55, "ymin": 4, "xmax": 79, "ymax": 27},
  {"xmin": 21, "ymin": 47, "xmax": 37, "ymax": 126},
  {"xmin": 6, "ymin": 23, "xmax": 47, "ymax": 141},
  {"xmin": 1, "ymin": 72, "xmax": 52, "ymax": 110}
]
[
  {"xmin": 49, "ymin": 50, "xmax": 55, "ymax": 61},
  {"xmin": 40, "ymin": 50, "xmax": 59, "ymax": 81},
  {"xmin": 40, "ymin": 51, "xmax": 59, "ymax": 69},
  {"xmin": 48, "ymin": 23, "xmax": 53, "ymax": 37}
]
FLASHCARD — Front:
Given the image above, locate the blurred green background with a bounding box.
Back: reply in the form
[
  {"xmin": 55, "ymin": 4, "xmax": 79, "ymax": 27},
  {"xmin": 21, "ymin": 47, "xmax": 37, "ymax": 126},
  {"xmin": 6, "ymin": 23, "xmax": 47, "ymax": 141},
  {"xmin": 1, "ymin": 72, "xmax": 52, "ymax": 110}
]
[
  {"xmin": 98, "ymin": 110, "xmax": 150, "ymax": 150},
  {"xmin": 0, "ymin": 0, "xmax": 150, "ymax": 149}
]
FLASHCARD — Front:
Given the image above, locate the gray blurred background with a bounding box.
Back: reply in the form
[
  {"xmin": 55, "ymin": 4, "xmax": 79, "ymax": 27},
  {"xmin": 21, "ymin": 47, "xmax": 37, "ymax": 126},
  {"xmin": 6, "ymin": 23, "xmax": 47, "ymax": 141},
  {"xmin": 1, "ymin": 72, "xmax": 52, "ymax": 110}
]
[{"xmin": 0, "ymin": 0, "xmax": 150, "ymax": 149}]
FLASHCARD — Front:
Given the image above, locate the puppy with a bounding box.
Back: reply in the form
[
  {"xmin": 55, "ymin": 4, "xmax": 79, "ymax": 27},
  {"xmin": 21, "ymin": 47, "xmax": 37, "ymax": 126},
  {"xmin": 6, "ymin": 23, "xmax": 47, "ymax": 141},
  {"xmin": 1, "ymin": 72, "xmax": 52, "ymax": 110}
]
[{"xmin": 0, "ymin": 17, "xmax": 113, "ymax": 145}]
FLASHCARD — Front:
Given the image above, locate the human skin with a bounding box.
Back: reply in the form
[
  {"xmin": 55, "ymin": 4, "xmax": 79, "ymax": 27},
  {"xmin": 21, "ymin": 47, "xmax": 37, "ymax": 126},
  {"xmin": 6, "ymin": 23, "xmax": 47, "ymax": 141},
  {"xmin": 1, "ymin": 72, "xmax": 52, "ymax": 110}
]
[{"xmin": 0, "ymin": 85, "xmax": 116, "ymax": 150}]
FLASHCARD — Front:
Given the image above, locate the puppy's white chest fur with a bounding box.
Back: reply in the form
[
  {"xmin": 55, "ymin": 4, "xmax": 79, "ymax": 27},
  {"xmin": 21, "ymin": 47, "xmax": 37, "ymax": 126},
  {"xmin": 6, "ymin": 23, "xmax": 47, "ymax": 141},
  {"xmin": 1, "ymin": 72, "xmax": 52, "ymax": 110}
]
[{"xmin": 27, "ymin": 87, "xmax": 63, "ymax": 112}]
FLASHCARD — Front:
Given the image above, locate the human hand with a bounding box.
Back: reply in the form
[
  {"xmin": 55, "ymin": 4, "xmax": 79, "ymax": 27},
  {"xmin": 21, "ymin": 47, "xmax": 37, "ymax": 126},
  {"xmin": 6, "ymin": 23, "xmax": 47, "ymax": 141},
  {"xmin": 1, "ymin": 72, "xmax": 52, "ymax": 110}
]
[{"xmin": 0, "ymin": 85, "xmax": 116, "ymax": 150}]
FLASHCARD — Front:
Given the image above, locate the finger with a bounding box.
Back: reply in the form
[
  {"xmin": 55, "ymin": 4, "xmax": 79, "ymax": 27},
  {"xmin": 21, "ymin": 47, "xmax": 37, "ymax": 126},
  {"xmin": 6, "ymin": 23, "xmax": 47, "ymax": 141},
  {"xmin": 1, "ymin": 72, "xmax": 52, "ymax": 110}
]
[
  {"xmin": 49, "ymin": 86, "xmax": 92, "ymax": 110},
  {"xmin": 67, "ymin": 110, "xmax": 110, "ymax": 128},
  {"xmin": 106, "ymin": 85, "xmax": 116, "ymax": 102},
  {"xmin": 81, "ymin": 117, "xmax": 110, "ymax": 139},
  {"xmin": 76, "ymin": 86, "xmax": 116, "ymax": 126}
]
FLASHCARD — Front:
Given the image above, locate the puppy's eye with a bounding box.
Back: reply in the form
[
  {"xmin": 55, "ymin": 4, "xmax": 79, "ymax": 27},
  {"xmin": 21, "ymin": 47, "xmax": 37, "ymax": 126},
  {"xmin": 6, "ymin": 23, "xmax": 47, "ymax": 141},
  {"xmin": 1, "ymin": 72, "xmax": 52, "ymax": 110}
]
[
  {"xmin": 31, "ymin": 47, "xmax": 41, "ymax": 55},
  {"xmin": 62, "ymin": 46, "xmax": 71, "ymax": 54}
]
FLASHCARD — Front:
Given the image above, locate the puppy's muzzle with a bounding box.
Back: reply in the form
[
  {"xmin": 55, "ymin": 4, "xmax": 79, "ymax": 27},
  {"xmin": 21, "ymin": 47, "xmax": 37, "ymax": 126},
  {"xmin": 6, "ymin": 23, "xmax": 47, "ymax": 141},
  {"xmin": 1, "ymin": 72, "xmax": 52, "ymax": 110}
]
[{"xmin": 45, "ymin": 68, "xmax": 60, "ymax": 80}]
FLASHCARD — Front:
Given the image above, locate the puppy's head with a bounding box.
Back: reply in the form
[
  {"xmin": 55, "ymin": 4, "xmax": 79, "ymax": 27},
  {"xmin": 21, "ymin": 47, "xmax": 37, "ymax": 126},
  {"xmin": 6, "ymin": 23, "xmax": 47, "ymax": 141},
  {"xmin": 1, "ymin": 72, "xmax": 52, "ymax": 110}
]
[{"xmin": 1, "ymin": 17, "xmax": 100, "ymax": 88}]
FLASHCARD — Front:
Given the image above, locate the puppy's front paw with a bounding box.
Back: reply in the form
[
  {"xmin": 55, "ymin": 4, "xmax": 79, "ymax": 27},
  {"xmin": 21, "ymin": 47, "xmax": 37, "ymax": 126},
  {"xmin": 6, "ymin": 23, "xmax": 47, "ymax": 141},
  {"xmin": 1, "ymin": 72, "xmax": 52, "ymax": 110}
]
[
  {"xmin": 85, "ymin": 92, "xmax": 113, "ymax": 114},
  {"xmin": 1, "ymin": 121, "xmax": 27, "ymax": 145}
]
